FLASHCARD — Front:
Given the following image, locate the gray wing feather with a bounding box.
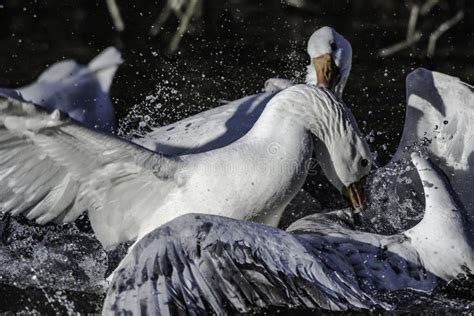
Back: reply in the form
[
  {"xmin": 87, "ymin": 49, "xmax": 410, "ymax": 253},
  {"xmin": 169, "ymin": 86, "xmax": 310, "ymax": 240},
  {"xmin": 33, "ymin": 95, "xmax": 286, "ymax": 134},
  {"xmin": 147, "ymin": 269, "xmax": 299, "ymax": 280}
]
[{"xmin": 103, "ymin": 214, "xmax": 385, "ymax": 314}]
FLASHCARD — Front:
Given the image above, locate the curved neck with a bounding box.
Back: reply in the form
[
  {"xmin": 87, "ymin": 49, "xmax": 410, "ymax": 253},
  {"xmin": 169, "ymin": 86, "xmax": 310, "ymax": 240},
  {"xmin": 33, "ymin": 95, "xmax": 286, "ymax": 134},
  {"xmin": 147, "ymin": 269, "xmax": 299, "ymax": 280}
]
[
  {"xmin": 242, "ymin": 99, "xmax": 307, "ymax": 142},
  {"xmin": 242, "ymin": 85, "xmax": 348, "ymax": 153},
  {"xmin": 305, "ymin": 63, "xmax": 317, "ymax": 86}
]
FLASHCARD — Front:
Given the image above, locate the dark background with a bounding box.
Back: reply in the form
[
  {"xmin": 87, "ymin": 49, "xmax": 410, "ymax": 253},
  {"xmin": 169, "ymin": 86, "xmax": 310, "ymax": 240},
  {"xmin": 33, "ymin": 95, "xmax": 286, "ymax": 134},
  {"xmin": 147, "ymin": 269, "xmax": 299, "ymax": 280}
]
[{"xmin": 0, "ymin": 0, "xmax": 472, "ymax": 164}]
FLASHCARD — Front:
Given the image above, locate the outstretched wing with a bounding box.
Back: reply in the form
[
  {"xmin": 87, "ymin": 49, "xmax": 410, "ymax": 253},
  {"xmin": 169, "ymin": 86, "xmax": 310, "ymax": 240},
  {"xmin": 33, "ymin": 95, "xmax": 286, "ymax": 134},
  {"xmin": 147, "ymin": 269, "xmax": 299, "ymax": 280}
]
[
  {"xmin": 393, "ymin": 68, "xmax": 474, "ymax": 221},
  {"xmin": 133, "ymin": 77, "xmax": 293, "ymax": 156},
  {"xmin": 133, "ymin": 92, "xmax": 275, "ymax": 155},
  {"xmin": 406, "ymin": 154, "xmax": 474, "ymax": 280},
  {"xmin": 104, "ymin": 214, "xmax": 384, "ymax": 315},
  {"xmin": 0, "ymin": 96, "xmax": 179, "ymax": 248}
]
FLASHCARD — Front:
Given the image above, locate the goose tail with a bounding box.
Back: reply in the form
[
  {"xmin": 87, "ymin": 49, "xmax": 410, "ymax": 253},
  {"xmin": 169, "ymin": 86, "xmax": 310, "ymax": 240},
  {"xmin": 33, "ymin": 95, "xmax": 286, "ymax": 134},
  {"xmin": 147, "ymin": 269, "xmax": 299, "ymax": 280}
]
[{"xmin": 406, "ymin": 153, "xmax": 474, "ymax": 280}]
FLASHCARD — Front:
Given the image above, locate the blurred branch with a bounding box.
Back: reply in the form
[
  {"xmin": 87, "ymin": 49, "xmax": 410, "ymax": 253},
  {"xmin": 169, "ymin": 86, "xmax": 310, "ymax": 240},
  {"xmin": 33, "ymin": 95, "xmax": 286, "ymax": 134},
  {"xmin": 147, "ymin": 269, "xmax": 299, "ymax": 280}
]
[
  {"xmin": 378, "ymin": 0, "xmax": 464, "ymax": 58},
  {"xmin": 105, "ymin": 0, "xmax": 125, "ymax": 31},
  {"xmin": 420, "ymin": 0, "xmax": 440, "ymax": 15},
  {"xmin": 167, "ymin": 0, "xmax": 200, "ymax": 54},
  {"xmin": 150, "ymin": 0, "xmax": 184, "ymax": 36},
  {"xmin": 149, "ymin": 0, "xmax": 201, "ymax": 54},
  {"xmin": 102, "ymin": 0, "xmax": 201, "ymax": 54},
  {"xmin": 427, "ymin": 10, "xmax": 464, "ymax": 57},
  {"xmin": 150, "ymin": 14, "xmax": 169, "ymax": 37},
  {"xmin": 379, "ymin": 32, "xmax": 422, "ymax": 57},
  {"xmin": 406, "ymin": 4, "xmax": 419, "ymax": 39},
  {"xmin": 379, "ymin": 4, "xmax": 421, "ymax": 57}
]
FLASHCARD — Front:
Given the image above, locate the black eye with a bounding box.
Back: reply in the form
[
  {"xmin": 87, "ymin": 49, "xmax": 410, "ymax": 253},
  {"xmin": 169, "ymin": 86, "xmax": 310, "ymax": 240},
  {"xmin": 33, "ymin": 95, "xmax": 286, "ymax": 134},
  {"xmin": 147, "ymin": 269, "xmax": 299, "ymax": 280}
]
[
  {"xmin": 361, "ymin": 158, "xmax": 369, "ymax": 167},
  {"xmin": 330, "ymin": 42, "xmax": 337, "ymax": 51}
]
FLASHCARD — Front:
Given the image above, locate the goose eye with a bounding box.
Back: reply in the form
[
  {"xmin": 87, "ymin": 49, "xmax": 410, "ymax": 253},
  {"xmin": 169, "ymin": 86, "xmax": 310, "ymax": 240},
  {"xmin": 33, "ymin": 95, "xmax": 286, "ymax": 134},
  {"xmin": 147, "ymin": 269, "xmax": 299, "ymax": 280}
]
[
  {"xmin": 330, "ymin": 42, "xmax": 337, "ymax": 51},
  {"xmin": 360, "ymin": 158, "xmax": 369, "ymax": 167}
]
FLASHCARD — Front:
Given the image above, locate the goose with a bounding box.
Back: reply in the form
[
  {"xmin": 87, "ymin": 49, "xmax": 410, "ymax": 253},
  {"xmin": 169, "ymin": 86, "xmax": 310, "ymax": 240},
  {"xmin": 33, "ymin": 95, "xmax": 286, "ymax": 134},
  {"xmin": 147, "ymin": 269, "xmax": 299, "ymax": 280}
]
[
  {"xmin": 130, "ymin": 26, "xmax": 353, "ymax": 219},
  {"xmin": 0, "ymin": 83, "xmax": 371, "ymax": 250},
  {"xmin": 102, "ymin": 154, "xmax": 474, "ymax": 314},
  {"xmin": 0, "ymin": 28, "xmax": 352, "ymax": 219},
  {"xmin": 0, "ymin": 47, "xmax": 122, "ymax": 133},
  {"xmin": 361, "ymin": 68, "xmax": 474, "ymax": 234},
  {"xmin": 133, "ymin": 26, "xmax": 352, "ymax": 156},
  {"xmin": 395, "ymin": 68, "xmax": 474, "ymax": 222}
]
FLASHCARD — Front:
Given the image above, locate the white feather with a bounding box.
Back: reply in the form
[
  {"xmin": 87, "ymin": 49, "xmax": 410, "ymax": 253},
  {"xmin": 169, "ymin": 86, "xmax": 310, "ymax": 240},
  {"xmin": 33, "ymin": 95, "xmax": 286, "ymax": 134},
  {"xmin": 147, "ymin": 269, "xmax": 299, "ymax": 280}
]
[{"xmin": 0, "ymin": 47, "xmax": 122, "ymax": 132}]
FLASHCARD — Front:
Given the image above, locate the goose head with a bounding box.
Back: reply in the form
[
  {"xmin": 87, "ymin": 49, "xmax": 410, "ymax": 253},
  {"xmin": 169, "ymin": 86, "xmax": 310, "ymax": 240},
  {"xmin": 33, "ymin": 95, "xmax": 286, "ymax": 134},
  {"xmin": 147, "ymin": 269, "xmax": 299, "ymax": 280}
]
[
  {"xmin": 305, "ymin": 88, "xmax": 371, "ymax": 210},
  {"xmin": 306, "ymin": 26, "xmax": 352, "ymax": 99}
]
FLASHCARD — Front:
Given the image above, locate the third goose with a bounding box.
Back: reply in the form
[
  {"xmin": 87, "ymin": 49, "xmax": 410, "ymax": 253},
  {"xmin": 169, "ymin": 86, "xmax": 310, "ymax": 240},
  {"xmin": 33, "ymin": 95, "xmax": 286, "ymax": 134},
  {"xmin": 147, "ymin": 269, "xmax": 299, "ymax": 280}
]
[
  {"xmin": 0, "ymin": 47, "xmax": 122, "ymax": 133},
  {"xmin": 361, "ymin": 68, "xmax": 474, "ymax": 234}
]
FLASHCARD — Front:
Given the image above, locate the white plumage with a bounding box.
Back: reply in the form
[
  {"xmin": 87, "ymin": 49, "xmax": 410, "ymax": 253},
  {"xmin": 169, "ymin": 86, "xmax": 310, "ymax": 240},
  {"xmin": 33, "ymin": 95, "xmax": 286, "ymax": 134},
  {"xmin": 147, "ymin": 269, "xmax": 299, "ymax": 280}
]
[
  {"xmin": 395, "ymin": 68, "xmax": 474, "ymax": 223},
  {"xmin": 103, "ymin": 154, "xmax": 473, "ymax": 314},
  {"xmin": 103, "ymin": 68, "xmax": 474, "ymax": 314},
  {"xmin": 363, "ymin": 68, "xmax": 474, "ymax": 235},
  {"xmin": 0, "ymin": 84, "xmax": 370, "ymax": 250},
  {"xmin": 0, "ymin": 47, "xmax": 122, "ymax": 132}
]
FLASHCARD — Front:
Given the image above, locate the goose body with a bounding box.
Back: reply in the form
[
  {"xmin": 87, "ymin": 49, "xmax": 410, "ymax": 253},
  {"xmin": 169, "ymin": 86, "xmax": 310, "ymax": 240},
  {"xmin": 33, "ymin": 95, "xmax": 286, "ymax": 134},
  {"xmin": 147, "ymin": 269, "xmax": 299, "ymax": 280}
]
[
  {"xmin": 0, "ymin": 47, "xmax": 122, "ymax": 132},
  {"xmin": 103, "ymin": 154, "xmax": 474, "ymax": 314},
  {"xmin": 0, "ymin": 84, "xmax": 370, "ymax": 249}
]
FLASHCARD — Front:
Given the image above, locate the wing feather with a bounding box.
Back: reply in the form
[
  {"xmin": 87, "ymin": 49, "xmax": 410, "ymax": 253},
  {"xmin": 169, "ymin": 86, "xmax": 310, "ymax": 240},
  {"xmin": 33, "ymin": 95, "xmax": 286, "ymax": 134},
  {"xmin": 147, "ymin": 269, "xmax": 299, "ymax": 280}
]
[
  {"xmin": 395, "ymin": 68, "xmax": 474, "ymax": 217},
  {"xmin": 0, "ymin": 96, "xmax": 180, "ymax": 247},
  {"xmin": 104, "ymin": 214, "xmax": 385, "ymax": 314}
]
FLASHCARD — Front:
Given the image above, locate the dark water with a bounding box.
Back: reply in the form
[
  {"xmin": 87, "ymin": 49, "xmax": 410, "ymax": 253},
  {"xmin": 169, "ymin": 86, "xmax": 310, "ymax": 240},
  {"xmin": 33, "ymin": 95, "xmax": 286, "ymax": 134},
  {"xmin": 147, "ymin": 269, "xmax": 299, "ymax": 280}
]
[{"xmin": 0, "ymin": 0, "xmax": 473, "ymax": 313}]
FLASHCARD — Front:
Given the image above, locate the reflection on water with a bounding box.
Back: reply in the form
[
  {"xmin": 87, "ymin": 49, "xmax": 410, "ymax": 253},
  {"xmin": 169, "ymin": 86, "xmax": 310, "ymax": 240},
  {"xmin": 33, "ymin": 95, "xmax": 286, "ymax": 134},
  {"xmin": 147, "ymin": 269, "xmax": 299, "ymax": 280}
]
[{"xmin": 0, "ymin": 0, "xmax": 473, "ymax": 313}]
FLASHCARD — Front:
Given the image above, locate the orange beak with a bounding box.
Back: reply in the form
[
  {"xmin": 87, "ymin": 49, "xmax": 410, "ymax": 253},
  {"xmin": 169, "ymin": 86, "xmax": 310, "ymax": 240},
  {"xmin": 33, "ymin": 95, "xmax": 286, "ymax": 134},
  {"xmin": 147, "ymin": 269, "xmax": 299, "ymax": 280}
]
[
  {"xmin": 342, "ymin": 181, "xmax": 365, "ymax": 212},
  {"xmin": 313, "ymin": 53, "xmax": 341, "ymax": 90}
]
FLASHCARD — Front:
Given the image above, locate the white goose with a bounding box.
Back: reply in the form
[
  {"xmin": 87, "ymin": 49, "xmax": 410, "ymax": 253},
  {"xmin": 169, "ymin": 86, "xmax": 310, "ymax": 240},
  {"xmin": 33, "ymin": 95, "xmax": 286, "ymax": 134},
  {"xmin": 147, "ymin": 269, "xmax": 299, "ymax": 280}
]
[
  {"xmin": 102, "ymin": 154, "xmax": 474, "ymax": 314},
  {"xmin": 395, "ymin": 68, "xmax": 474, "ymax": 222},
  {"xmin": 133, "ymin": 26, "xmax": 352, "ymax": 156},
  {"xmin": 362, "ymin": 68, "xmax": 474, "ymax": 234},
  {"xmin": 0, "ymin": 84, "xmax": 370, "ymax": 250},
  {"xmin": 0, "ymin": 47, "xmax": 122, "ymax": 132},
  {"xmin": 130, "ymin": 26, "xmax": 354, "ymax": 219}
]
